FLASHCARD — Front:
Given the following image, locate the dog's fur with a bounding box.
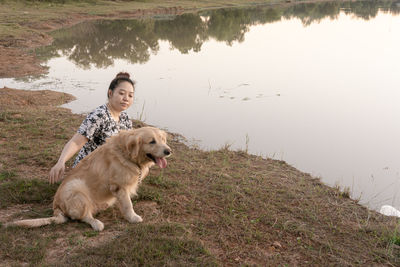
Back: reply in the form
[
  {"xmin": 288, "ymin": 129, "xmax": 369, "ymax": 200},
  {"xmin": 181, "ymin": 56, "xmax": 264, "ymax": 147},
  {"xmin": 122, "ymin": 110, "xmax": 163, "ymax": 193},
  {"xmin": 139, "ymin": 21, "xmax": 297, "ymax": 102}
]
[{"xmin": 6, "ymin": 127, "xmax": 171, "ymax": 231}]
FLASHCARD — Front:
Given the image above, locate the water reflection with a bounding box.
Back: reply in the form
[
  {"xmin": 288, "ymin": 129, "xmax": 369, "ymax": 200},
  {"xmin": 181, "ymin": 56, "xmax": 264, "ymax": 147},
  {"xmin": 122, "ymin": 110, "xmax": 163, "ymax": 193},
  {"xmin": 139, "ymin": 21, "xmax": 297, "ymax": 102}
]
[{"xmin": 35, "ymin": 0, "xmax": 400, "ymax": 68}]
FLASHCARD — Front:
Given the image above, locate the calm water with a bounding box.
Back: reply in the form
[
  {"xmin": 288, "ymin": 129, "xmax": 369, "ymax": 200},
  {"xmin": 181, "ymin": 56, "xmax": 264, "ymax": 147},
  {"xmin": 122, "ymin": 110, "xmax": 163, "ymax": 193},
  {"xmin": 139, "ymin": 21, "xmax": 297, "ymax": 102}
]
[{"xmin": 2, "ymin": 1, "xmax": 400, "ymax": 210}]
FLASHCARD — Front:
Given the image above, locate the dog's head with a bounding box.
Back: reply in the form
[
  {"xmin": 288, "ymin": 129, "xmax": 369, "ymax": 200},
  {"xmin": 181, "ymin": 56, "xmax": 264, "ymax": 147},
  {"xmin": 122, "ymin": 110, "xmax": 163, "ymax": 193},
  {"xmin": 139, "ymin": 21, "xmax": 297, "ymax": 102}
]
[{"xmin": 123, "ymin": 127, "xmax": 172, "ymax": 168}]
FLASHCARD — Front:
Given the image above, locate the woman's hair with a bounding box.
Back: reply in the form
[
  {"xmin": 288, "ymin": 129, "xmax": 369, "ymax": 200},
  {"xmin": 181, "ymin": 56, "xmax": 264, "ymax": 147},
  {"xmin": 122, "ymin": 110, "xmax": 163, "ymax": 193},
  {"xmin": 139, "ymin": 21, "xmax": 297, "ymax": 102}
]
[{"xmin": 108, "ymin": 72, "xmax": 135, "ymax": 98}]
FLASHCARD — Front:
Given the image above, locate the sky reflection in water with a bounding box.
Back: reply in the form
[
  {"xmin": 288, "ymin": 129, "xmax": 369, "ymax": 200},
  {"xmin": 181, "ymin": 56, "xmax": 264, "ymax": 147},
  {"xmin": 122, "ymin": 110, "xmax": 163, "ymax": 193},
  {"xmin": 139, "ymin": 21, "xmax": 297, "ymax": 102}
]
[{"xmin": 1, "ymin": 1, "xmax": 400, "ymax": 210}]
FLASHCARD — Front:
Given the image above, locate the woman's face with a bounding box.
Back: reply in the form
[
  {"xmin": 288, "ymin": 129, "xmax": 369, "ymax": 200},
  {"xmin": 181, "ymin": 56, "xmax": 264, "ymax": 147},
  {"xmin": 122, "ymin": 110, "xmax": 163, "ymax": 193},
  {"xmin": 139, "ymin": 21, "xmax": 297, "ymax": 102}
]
[{"xmin": 108, "ymin": 81, "xmax": 134, "ymax": 112}]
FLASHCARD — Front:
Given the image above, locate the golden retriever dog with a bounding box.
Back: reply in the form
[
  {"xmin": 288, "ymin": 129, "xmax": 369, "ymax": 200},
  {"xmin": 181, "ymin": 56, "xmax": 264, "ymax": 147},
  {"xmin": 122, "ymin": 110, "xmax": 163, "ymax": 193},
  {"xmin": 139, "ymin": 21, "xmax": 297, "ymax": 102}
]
[{"xmin": 6, "ymin": 127, "xmax": 171, "ymax": 231}]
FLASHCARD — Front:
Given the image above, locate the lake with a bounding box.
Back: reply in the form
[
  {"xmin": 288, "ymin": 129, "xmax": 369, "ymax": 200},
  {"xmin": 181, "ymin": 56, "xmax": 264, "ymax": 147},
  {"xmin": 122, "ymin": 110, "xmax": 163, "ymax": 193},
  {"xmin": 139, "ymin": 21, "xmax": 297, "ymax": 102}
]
[{"xmin": 1, "ymin": 0, "xmax": 400, "ymax": 211}]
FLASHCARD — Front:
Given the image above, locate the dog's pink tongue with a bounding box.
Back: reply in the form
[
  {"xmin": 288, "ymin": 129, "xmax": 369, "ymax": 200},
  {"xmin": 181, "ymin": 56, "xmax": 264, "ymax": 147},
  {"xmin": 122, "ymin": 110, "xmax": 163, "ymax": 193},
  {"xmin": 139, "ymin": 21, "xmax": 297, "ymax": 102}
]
[{"xmin": 155, "ymin": 157, "xmax": 167, "ymax": 168}]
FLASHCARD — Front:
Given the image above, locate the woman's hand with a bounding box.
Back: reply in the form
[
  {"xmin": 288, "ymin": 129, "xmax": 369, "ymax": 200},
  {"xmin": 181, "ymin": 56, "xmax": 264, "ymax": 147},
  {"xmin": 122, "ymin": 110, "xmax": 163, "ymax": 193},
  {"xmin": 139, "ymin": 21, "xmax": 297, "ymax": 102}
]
[
  {"xmin": 48, "ymin": 133, "xmax": 88, "ymax": 184},
  {"xmin": 49, "ymin": 161, "xmax": 65, "ymax": 184}
]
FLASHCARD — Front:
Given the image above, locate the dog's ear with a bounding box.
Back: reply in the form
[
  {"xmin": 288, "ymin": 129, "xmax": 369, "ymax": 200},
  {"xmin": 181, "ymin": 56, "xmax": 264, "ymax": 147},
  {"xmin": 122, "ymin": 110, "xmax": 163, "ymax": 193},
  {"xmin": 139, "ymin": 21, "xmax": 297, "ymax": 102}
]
[
  {"xmin": 126, "ymin": 134, "xmax": 141, "ymax": 159},
  {"xmin": 160, "ymin": 130, "xmax": 168, "ymax": 142}
]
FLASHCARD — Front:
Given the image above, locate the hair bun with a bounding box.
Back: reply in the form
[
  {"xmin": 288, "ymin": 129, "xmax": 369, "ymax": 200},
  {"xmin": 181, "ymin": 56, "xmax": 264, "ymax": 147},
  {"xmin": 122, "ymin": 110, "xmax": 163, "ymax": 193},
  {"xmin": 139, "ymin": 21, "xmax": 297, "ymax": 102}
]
[{"xmin": 115, "ymin": 72, "xmax": 130, "ymax": 79}]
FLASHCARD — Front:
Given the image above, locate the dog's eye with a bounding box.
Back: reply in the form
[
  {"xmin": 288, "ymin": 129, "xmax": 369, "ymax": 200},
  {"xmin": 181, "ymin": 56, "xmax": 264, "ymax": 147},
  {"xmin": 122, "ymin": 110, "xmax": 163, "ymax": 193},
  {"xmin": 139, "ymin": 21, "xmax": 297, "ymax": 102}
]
[{"xmin": 149, "ymin": 139, "xmax": 156, "ymax": 144}]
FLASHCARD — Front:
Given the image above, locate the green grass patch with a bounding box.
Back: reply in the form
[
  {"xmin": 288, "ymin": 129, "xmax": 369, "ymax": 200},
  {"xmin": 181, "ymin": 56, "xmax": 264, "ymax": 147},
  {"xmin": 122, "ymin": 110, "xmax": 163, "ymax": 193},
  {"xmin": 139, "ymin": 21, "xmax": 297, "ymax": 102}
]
[
  {"xmin": 0, "ymin": 170, "xmax": 17, "ymax": 182},
  {"xmin": 145, "ymin": 172, "xmax": 179, "ymax": 189},
  {"xmin": 0, "ymin": 178, "xmax": 58, "ymax": 208},
  {"xmin": 136, "ymin": 185, "xmax": 163, "ymax": 203},
  {"xmin": 83, "ymin": 230, "xmax": 99, "ymax": 238}
]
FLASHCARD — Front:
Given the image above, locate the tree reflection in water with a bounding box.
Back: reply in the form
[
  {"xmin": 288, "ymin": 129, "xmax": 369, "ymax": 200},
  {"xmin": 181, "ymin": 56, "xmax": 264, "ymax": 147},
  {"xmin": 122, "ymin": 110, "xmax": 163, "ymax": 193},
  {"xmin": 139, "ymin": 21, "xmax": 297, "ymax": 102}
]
[{"xmin": 36, "ymin": 0, "xmax": 400, "ymax": 68}]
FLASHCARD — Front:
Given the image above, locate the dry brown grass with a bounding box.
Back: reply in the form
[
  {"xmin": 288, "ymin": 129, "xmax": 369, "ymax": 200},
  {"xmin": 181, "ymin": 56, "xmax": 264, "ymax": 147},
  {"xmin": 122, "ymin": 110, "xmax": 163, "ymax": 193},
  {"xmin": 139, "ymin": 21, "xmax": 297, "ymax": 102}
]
[{"xmin": 1, "ymin": 87, "xmax": 400, "ymax": 266}]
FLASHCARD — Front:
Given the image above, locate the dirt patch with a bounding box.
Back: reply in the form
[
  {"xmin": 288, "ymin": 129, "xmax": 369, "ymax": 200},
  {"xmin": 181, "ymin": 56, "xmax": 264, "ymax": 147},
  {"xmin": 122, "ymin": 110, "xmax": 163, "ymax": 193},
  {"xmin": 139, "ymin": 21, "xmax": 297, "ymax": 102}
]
[
  {"xmin": 134, "ymin": 200, "xmax": 163, "ymax": 223},
  {"xmin": 44, "ymin": 224, "xmax": 124, "ymax": 265},
  {"xmin": 0, "ymin": 204, "xmax": 33, "ymax": 223},
  {"xmin": 0, "ymin": 47, "xmax": 47, "ymax": 78},
  {"xmin": 0, "ymin": 24, "xmax": 53, "ymax": 78},
  {"xmin": 0, "ymin": 86, "xmax": 75, "ymax": 108}
]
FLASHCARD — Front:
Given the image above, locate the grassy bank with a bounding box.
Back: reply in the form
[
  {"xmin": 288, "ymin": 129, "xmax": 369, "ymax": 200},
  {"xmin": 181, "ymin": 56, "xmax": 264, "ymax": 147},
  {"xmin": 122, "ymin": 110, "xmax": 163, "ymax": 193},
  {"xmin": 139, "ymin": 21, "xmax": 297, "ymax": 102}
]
[{"xmin": 1, "ymin": 87, "xmax": 400, "ymax": 265}]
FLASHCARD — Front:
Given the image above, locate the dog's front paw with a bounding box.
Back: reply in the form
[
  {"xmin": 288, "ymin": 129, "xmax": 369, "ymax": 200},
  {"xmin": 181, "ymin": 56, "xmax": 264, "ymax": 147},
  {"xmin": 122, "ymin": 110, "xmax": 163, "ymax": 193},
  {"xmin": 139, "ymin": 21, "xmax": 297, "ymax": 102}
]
[{"xmin": 126, "ymin": 213, "xmax": 143, "ymax": 223}]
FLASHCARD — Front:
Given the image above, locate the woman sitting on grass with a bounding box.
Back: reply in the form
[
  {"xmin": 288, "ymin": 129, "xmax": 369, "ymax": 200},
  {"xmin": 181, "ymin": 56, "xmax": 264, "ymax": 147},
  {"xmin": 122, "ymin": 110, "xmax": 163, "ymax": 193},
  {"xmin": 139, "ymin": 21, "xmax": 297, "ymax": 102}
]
[{"xmin": 49, "ymin": 72, "xmax": 135, "ymax": 184}]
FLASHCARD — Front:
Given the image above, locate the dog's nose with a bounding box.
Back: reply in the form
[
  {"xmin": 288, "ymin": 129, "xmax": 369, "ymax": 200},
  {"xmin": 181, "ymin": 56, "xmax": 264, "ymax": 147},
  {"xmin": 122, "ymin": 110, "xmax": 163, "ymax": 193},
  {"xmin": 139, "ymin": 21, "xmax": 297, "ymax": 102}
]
[{"xmin": 164, "ymin": 148, "xmax": 172, "ymax": 156}]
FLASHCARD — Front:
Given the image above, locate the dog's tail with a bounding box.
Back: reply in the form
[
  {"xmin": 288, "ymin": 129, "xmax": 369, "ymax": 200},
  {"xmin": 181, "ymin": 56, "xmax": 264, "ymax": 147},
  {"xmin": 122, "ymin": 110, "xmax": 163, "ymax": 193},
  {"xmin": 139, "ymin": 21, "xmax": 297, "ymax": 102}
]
[{"xmin": 4, "ymin": 213, "xmax": 68, "ymax": 228}]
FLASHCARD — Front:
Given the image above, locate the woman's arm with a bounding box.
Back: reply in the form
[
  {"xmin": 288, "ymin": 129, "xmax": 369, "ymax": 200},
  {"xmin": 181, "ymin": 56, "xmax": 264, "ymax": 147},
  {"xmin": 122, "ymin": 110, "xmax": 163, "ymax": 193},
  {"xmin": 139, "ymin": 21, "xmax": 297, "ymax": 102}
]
[{"xmin": 49, "ymin": 133, "xmax": 88, "ymax": 184}]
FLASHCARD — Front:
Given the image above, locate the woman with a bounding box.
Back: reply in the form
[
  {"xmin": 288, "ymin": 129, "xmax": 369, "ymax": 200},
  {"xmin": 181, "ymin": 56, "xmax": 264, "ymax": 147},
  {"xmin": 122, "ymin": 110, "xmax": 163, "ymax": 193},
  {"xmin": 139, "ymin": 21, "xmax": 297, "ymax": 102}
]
[{"xmin": 49, "ymin": 72, "xmax": 135, "ymax": 184}]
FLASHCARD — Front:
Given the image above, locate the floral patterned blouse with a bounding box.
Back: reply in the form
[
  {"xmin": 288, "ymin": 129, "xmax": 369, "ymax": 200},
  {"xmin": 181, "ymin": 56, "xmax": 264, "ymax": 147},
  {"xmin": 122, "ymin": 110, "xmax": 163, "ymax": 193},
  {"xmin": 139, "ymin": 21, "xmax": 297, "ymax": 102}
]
[{"xmin": 73, "ymin": 104, "xmax": 132, "ymax": 167}]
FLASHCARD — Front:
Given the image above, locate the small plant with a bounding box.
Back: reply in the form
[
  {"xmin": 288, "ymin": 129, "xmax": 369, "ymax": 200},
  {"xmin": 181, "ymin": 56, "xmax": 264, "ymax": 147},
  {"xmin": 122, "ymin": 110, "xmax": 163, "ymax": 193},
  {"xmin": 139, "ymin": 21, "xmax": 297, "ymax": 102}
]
[
  {"xmin": 341, "ymin": 186, "xmax": 351, "ymax": 198},
  {"xmin": 333, "ymin": 183, "xmax": 351, "ymax": 198},
  {"xmin": 0, "ymin": 170, "xmax": 17, "ymax": 181},
  {"xmin": 245, "ymin": 133, "xmax": 250, "ymax": 154},
  {"xmin": 138, "ymin": 101, "xmax": 146, "ymax": 122},
  {"xmin": 391, "ymin": 234, "xmax": 400, "ymax": 246},
  {"xmin": 83, "ymin": 231, "xmax": 99, "ymax": 238}
]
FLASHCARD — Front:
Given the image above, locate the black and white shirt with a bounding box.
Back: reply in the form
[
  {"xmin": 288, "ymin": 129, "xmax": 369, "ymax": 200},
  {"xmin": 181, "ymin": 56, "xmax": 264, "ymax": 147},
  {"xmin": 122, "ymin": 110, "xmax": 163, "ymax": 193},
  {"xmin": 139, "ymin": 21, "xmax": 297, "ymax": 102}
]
[{"xmin": 73, "ymin": 104, "xmax": 132, "ymax": 167}]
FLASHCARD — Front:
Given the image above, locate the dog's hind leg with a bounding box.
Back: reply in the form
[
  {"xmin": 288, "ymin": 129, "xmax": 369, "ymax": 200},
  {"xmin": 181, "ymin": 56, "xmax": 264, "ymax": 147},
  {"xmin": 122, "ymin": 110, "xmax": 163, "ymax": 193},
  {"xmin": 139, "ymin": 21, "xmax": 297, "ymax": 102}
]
[
  {"xmin": 81, "ymin": 215, "xmax": 104, "ymax": 231},
  {"xmin": 53, "ymin": 210, "xmax": 68, "ymax": 224},
  {"xmin": 65, "ymin": 193, "xmax": 104, "ymax": 231}
]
